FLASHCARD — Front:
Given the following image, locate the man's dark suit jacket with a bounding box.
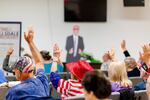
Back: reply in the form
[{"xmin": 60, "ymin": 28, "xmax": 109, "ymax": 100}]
[{"xmin": 65, "ymin": 35, "xmax": 84, "ymax": 63}]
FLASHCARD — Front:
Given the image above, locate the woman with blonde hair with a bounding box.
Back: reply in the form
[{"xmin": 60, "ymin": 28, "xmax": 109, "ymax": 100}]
[{"xmin": 108, "ymin": 61, "xmax": 132, "ymax": 92}]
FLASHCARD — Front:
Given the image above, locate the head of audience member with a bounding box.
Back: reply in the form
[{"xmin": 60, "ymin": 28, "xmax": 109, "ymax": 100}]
[
  {"xmin": 66, "ymin": 60, "xmax": 93, "ymax": 81},
  {"xmin": 124, "ymin": 57, "xmax": 137, "ymax": 71},
  {"xmin": 102, "ymin": 52, "xmax": 111, "ymax": 62},
  {"xmin": 108, "ymin": 61, "xmax": 132, "ymax": 87},
  {"xmin": 73, "ymin": 25, "xmax": 80, "ymax": 36},
  {"xmin": 23, "ymin": 53, "xmax": 32, "ymax": 59},
  {"xmin": 82, "ymin": 70, "xmax": 111, "ymax": 100},
  {"xmin": 12, "ymin": 56, "xmax": 34, "ymax": 81},
  {"xmin": 136, "ymin": 60, "xmax": 149, "ymax": 80},
  {"xmin": 40, "ymin": 50, "xmax": 52, "ymax": 61}
]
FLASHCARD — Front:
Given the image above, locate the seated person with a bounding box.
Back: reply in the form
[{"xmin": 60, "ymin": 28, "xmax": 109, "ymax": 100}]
[
  {"xmin": 139, "ymin": 44, "xmax": 150, "ymax": 97},
  {"xmin": 40, "ymin": 44, "xmax": 63, "ymax": 74},
  {"xmin": 82, "ymin": 70, "xmax": 111, "ymax": 100},
  {"xmin": 121, "ymin": 40, "xmax": 147, "ymax": 90},
  {"xmin": 101, "ymin": 48, "xmax": 116, "ymax": 71},
  {"xmin": 121, "ymin": 40, "xmax": 140, "ymax": 77},
  {"xmin": 100, "ymin": 52, "xmax": 112, "ymax": 71},
  {"xmin": 108, "ymin": 61, "xmax": 132, "ymax": 92},
  {"xmin": 50, "ymin": 60, "xmax": 93, "ymax": 97},
  {"xmin": 3, "ymin": 47, "xmax": 32, "ymax": 74},
  {"xmin": 6, "ymin": 27, "xmax": 49, "ymax": 100},
  {"xmin": 3, "ymin": 48, "xmax": 14, "ymax": 73},
  {"xmin": 124, "ymin": 57, "xmax": 140, "ymax": 77},
  {"xmin": 0, "ymin": 69, "xmax": 7, "ymax": 84}
]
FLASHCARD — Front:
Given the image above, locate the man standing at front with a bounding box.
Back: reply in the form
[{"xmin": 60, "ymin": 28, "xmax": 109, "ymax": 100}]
[{"xmin": 65, "ymin": 25, "xmax": 84, "ymax": 63}]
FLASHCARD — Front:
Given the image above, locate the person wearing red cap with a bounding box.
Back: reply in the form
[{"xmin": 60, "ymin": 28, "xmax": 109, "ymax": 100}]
[{"xmin": 50, "ymin": 59, "xmax": 93, "ymax": 97}]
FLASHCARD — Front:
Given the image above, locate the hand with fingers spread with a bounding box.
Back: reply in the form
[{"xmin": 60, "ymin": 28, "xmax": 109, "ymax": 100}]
[
  {"xmin": 108, "ymin": 48, "xmax": 115, "ymax": 60},
  {"xmin": 140, "ymin": 44, "xmax": 150, "ymax": 67},
  {"xmin": 24, "ymin": 26, "xmax": 34, "ymax": 43},
  {"xmin": 53, "ymin": 44, "xmax": 62, "ymax": 62},
  {"xmin": 53, "ymin": 44, "xmax": 61, "ymax": 57}
]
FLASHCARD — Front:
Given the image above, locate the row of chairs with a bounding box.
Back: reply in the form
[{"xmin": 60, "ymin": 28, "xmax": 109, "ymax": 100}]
[
  {"xmin": 0, "ymin": 87, "xmax": 148, "ymax": 100},
  {"xmin": 64, "ymin": 90, "xmax": 148, "ymax": 100},
  {"xmin": 6, "ymin": 72, "xmax": 143, "ymax": 86},
  {"xmin": 3, "ymin": 73, "xmax": 145, "ymax": 100}
]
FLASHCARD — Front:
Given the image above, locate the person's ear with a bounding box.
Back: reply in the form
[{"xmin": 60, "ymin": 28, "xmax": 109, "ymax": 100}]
[
  {"xmin": 15, "ymin": 70, "xmax": 21, "ymax": 80},
  {"xmin": 87, "ymin": 91, "xmax": 94, "ymax": 98}
]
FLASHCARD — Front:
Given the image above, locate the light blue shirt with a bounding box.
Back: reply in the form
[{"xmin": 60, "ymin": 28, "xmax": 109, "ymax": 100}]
[
  {"xmin": 44, "ymin": 63, "xmax": 63, "ymax": 74},
  {"xmin": 0, "ymin": 69, "xmax": 7, "ymax": 84}
]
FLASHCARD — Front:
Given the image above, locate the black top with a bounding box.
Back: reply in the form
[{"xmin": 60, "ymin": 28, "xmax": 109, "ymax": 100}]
[
  {"xmin": 3, "ymin": 55, "xmax": 13, "ymax": 73},
  {"xmin": 123, "ymin": 50, "xmax": 131, "ymax": 57},
  {"xmin": 123, "ymin": 50, "xmax": 140, "ymax": 77},
  {"xmin": 127, "ymin": 67, "xmax": 140, "ymax": 77}
]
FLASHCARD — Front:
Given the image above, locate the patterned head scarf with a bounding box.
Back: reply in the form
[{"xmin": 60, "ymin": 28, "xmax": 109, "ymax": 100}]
[{"xmin": 12, "ymin": 56, "xmax": 33, "ymax": 73}]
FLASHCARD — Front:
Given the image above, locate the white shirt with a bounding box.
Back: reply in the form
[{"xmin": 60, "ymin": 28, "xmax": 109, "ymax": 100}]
[
  {"xmin": 73, "ymin": 35, "xmax": 78, "ymax": 57},
  {"xmin": 101, "ymin": 60, "xmax": 111, "ymax": 71}
]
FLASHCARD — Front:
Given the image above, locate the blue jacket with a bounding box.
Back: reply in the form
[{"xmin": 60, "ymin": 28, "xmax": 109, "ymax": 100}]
[
  {"xmin": 6, "ymin": 69, "xmax": 49, "ymax": 100},
  {"xmin": 0, "ymin": 69, "xmax": 7, "ymax": 84}
]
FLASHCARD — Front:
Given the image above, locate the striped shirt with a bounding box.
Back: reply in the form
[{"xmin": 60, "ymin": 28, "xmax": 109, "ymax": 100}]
[{"xmin": 57, "ymin": 79, "xmax": 83, "ymax": 97}]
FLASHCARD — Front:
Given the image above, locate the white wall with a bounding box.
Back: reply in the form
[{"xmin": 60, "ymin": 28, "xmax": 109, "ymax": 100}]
[{"xmin": 0, "ymin": 0, "xmax": 150, "ymax": 62}]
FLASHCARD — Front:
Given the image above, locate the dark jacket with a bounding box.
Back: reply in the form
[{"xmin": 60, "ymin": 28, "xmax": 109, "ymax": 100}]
[
  {"xmin": 3, "ymin": 55, "xmax": 13, "ymax": 73},
  {"xmin": 65, "ymin": 35, "xmax": 84, "ymax": 62},
  {"xmin": 123, "ymin": 50, "xmax": 140, "ymax": 77}
]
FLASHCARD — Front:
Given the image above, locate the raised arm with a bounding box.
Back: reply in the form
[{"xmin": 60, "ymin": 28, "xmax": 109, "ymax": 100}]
[
  {"xmin": 24, "ymin": 27, "xmax": 44, "ymax": 71},
  {"xmin": 51, "ymin": 43, "xmax": 63, "ymax": 72},
  {"xmin": 121, "ymin": 40, "xmax": 131, "ymax": 57},
  {"xmin": 108, "ymin": 48, "xmax": 117, "ymax": 62},
  {"xmin": 50, "ymin": 44, "xmax": 63, "ymax": 91},
  {"xmin": 140, "ymin": 44, "xmax": 150, "ymax": 67},
  {"xmin": 2, "ymin": 48, "xmax": 14, "ymax": 73}
]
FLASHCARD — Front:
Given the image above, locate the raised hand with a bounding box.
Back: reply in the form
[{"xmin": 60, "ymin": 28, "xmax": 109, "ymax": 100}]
[
  {"xmin": 53, "ymin": 44, "xmax": 61, "ymax": 60},
  {"xmin": 24, "ymin": 26, "xmax": 43, "ymax": 70},
  {"xmin": 108, "ymin": 48, "xmax": 115, "ymax": 59},
  {"xmin": 7, "ymin": 47, "xmax": 14, "ymax": 55},
  {"xmin": 24, "ymin": 26, "xmax": 34, "ymax": 43},
  {"xmin": 121, "ymin": 40, "xmax": 126, "ymax": 51},
  {"xmin": 140, "ymin": 44, "xmax": 150, "ymax": 67}
]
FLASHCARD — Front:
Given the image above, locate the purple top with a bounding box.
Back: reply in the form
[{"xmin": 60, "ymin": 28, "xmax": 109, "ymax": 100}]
[{"xmin": 111, "ymin": 82, "xmax": 132, "ymax": 92}]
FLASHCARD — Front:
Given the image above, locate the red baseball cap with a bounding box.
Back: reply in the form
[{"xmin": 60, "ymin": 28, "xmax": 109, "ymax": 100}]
[{"xmin": 66, "ymin": 60, "xmax": 93, "ymax": 80}]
